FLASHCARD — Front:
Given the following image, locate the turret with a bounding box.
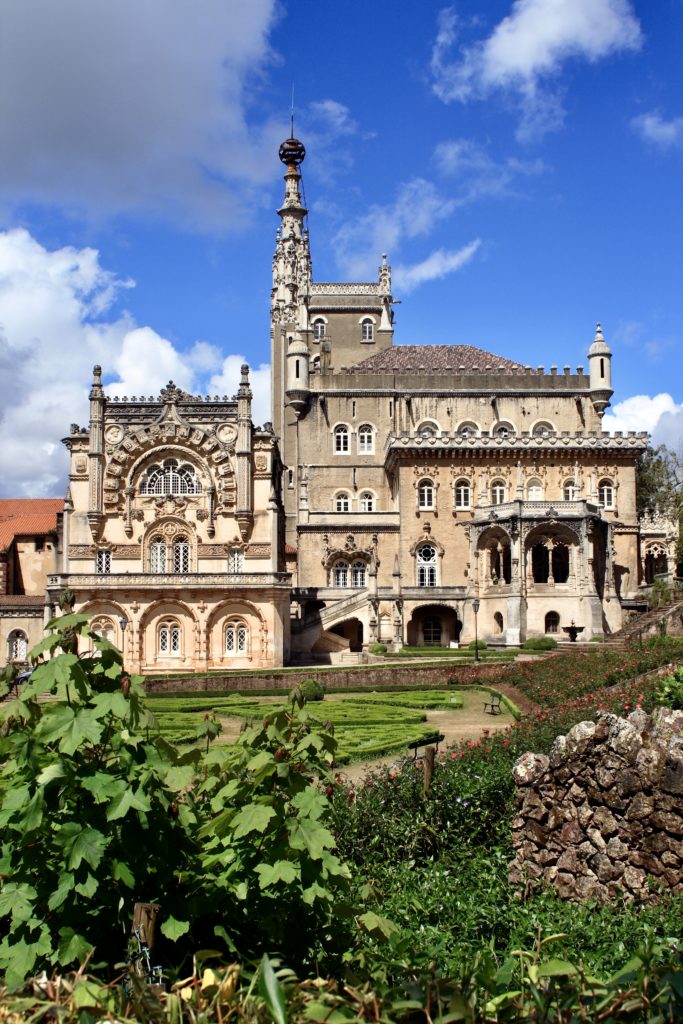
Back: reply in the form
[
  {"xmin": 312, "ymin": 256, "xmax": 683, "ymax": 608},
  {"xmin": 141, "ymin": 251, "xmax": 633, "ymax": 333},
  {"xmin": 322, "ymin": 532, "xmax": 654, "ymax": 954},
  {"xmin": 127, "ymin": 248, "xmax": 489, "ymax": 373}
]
[
  {"xmin": 285, "ymin": 331, "xmax": 310, "ymax": 417},
  {"xmin": 588, "ymin": 322, "xmax": 613, "ymax": 417},
  {"xmin": 236, "ymin": 363, "xmax": 253, "ymax": 539},
  {"xmin": 87, "ymin": 364, "xmax": 105, "ymax": 537}
]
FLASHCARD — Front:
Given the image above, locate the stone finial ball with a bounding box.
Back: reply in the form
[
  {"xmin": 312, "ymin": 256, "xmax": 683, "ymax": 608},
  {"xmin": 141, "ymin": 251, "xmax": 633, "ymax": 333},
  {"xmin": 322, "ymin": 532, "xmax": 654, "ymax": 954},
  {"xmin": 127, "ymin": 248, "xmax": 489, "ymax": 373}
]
[{"xmin": 279, "ymin": 137, "xmax": 306, "ymax": 167}]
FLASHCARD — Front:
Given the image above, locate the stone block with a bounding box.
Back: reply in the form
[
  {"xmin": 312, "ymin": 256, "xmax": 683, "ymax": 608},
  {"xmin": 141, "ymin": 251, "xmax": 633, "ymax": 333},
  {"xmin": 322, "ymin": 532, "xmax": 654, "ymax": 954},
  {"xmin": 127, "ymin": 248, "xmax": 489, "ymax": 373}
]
[{"xmin": 513, "ymin": 751, "xmax": 549, "ymax": 786}]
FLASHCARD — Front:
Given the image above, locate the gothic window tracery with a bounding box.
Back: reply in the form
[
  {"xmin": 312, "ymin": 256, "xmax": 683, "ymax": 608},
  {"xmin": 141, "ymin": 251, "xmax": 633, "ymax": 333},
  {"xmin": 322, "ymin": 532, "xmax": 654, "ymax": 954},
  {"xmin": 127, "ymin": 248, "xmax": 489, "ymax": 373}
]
[
  {"xmin": 8, "ymin": 630, "xmax": 28, "ymax": 662},
  {"xmin": 228, "ymin": 549, "xmax": 244, "ymax": 573},
  {"xmin": 158, "ymin": 619, "xmax": 181, "ymax": 656},
  {"xmin": 173, "ymin": 536, "xmax": 190, "ymax": 572},
  {"xmin": 91, "ymin": 616, "xmax": 115, "ymax": 643},
  {"xmin": 150, "ymin": 537, "xmax": 167, "ymax": 573},
  {"xmin": 95, "ymin": 550, "xmax": 111, "ymax": 574},
  {"xmin": 225, "ymin": 619, "xmax": 249, "ymax": 656},
  {"xmin": 416, "ymin": 543, "xmax": 437, "ymax": 587},
  {"xmin": 140, "ymin": 459, "xmax": 201, "ymax": 496}
]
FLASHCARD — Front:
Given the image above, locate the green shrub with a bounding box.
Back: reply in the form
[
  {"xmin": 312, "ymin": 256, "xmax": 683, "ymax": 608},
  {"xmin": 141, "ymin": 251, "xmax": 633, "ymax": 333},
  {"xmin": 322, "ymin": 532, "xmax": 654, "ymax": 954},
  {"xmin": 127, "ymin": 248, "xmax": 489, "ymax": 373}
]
[
  {"xmin": 523, "ymin": 636, "xmax": 557, "ymax": 650},
  {"xmin": 656, "ymin": 666, "xmax": 683, "ymax": 709},
  {"xmin": 649, "ymin": 577, "xmax": 672, "ymax": 609},
  {"xmin": 468, "ymin": 639, "xmax": 487, "ymax": 650},
  {"xmin": 297, "ymin": 677, "xmax": 325, "ymax": 702},
  {"xmin": 370, "ymin": 642, "xmax": 388, "ymax": 655}
]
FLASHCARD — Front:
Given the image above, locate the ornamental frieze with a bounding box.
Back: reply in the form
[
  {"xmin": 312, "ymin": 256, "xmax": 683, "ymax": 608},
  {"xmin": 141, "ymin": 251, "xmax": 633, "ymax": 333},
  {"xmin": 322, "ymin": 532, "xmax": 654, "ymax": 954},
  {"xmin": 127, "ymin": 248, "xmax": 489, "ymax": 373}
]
[{"xmin": 246, "ymin": 544, "xmax": 272, "ymax": 558}]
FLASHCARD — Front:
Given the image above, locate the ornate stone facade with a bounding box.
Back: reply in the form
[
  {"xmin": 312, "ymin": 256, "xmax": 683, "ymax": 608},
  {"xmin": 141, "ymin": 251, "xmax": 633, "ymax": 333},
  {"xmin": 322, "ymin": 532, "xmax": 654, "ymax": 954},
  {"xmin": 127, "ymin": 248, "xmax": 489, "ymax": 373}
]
[
  {"xmin": 48, "ymin": 365, "xmax": 290, "ymax": 672},
  {"xmin": 270, "ymin": 136, "xmax": 659, "ymax": 659}
]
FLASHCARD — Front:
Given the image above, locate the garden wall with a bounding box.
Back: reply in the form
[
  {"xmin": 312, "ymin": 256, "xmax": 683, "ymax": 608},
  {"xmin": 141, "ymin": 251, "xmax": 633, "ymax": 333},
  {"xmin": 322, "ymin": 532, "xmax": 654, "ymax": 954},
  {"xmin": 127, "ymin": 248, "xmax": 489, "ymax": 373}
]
[
  {"xmin": 144, "ymin": 660, "xmax": 508, "ymax": 693},
  {"xmin": 509, "ymin": 707, "xmax": 683, "ymax": 902}
]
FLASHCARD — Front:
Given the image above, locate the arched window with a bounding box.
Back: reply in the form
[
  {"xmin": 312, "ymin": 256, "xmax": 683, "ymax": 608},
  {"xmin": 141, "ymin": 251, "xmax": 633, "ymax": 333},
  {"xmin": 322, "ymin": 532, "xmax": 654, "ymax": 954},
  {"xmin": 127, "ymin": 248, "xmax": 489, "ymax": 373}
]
[
  {"xmin": 494, "ymin": 612, "xmax": 504, "ymax": 635},
  {"xmin": 333, "ymin": 561, "xmax": 349, "ymax": 588},
  {"xmin": 458, "ymin": 422, "xmax": 477, "ymax": 439},
  {"xmin": 360, "ymin": 491, "xmax": 375, "ymax": 512},
  {"xmin": 357, "ymin": 424, "xmax": 374, "ymax": 454},
  {"xmin": 531, "ymin": 543, "xmax": 550, "ymax": 584},
  {"xmin": 552, "ymin": 543, "xmax": 570, "ymax": 583},
  {"xmin": 491, "ymin": 480, "xmax": 506, "ymax": 505},
  {"xmin": 494, "ymin": 422, "xmax": 514, "ymax": 439},
  {"xmin": 598, "ymin": 479, "xmax": 615, "ymax": 509},
  {"xmin": 545, "ymin": 611, "xmax": 560, "ymax": 634},
  {"xmin": 310, "ymin": 354, "xmax": 321, "ymax": 372},
  {"xmin": 140, "ymin": 459, "xmax": 201, "ymax": 495},
  {"xmin": 95, "ymin": 550, "xmax": 111, "ymax": 574},
  {"xmin": 91, "ymin": 617, "xmax": 115, "ymax": 643},
  {"xmin": 351, "ymin": 560, "xmax": 366, "ymax": 587},
  {"xmin": 418, "ymin": 479, "xmax": 435, "ymax": 510},
  {"xmin": 150, "ymin": 536, "xmax": 167, "ymax": 573},
  {"xmin": 334, "ymin": 425, "xmax": 350, "ymax": 454},
  {"xmin": 312, "ymin": 318, "xmax": 326, "ymax": 341},
  {"xmin": 417, "ymin": 421, "xmax": 439, "ymax": 438},
  {"xmin": 225, "ymin": 620, "xmax": 249, "ymax": 656},
  {"xmin": 527, "ymin": 479, "xmax": 544, "ymax": 501},
  {"xmin": 532, "ymin": 421, "xmax": 554, "ymax": 436},
  {"xmin": 416, "ymin": 544, "xmax": 437, "ymax": 587},
  {"xmin": 158, "ymin": 619, "xmax": 181, "ymax": 656},
  {"xmin": 228, "ymin": 549, "xmax": 244, "ymax": 573},
  {"xmin": 455, "ymin": 479, "xmax": 471, "ymax": 510},
  {"xmin": 8, "ymin": 630, "xmax": 28, "ymax": 662},
  {"xmin": 361, "ymin": 318, "xmax": 374, "ymax": 342},
  {"xmin": 172, "ymin": 536, "xmax": 190, "ymax": 573},
  {"xmin": 335, "ymin": 492, "xmax": 350, "ymax": 513},
  {"xmin": 563, "ymin": 479, "xmax": 577, "ymax": 501}
]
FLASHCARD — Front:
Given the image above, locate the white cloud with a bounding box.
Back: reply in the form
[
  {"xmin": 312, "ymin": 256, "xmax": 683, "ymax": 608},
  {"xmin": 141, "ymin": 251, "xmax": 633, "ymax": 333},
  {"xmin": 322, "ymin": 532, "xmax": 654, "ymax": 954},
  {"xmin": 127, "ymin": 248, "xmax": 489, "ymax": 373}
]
[
  {"xmin": 333, "ymin": 179, "xmax": 459, "ymax": 280},
  {"xmin": 0, "ymin": 229, "xmax": 269, "ymax": 496},
  {"xmin": 431, "ymin": 0, "xmax": 641, "ymax": 139},
  {"xmin": 434, "ymin": 137, "xmax": 546, "ymax": 197},
  {"xmin": 209, "ymin": 356, "xmax": 271, "ymax": 426},
  {"xmin": 394, "ymin": 240, "xmax": 481, "ymax": 293},
  {"xmin": 603, "ymin": 393, "xmax": 683, "ymax": 452},
  {"xmin": 0, "ymin": 0, "xmax": 280, "ymax": 229},
  {"xmin": 632, "ymin": 112, "xmax": 683, "ymax": 148}
]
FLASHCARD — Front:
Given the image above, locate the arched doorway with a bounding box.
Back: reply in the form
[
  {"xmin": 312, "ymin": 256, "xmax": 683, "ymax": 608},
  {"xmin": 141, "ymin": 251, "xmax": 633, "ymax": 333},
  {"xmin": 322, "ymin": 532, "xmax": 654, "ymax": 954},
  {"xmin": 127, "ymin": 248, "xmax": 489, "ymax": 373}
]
[
  {"xmin": 407, "ymin": 605, "xmax": 462, "ymax": 647},
  {"xmin": 644, "ymin": 545, "xmax": 668, "ymax": 584},
  {"xmin": 330, "ymin": 617, "xmax": 364, "ymax": 652}
]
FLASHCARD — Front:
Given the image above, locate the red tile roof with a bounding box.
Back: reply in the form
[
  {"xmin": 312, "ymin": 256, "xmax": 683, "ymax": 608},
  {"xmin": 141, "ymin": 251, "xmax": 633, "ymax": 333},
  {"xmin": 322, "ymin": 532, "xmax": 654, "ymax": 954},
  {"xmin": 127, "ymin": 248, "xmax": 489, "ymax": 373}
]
[
  {"xmin": 349, "ymin": 344, "xmax": 528, "ymax": 374},
  {"xmin": 0, "ymin": 594, "xmax": 46, "ymax": 607},
  {"xmin": 0, "ymin": 499, "xmax": 63, "ymax": 551}
]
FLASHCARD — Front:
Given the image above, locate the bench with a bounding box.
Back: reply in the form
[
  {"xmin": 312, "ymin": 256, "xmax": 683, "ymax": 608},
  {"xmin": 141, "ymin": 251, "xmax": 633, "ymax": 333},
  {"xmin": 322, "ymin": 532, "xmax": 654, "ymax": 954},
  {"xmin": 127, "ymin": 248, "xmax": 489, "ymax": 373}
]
[
  {"xmin": 483, "ymin": 693, "xmax": 503, "ymax": 715},
  {"xmin": 407, "ymin": 732, "xmax": 445, "ymax": 761}
]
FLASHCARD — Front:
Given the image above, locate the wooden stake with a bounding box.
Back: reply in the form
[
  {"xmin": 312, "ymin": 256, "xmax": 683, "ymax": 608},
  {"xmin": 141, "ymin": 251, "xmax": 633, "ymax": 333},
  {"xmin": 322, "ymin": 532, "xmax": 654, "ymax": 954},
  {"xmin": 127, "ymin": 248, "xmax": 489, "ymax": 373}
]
[
  {"xmin": 133, "ymin": 902, "xmax": 160, "ymax": 950},
  {"xmin": 423, "ymin": 746, "xmax": 435, "ymax": 797}
]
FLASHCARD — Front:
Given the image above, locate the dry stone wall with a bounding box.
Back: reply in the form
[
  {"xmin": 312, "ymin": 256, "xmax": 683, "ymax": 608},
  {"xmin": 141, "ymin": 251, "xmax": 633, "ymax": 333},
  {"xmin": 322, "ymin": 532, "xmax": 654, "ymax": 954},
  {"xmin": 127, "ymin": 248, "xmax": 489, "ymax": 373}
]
[{"xmin": 509, "ymin": 707, "xmax": 683, "ymax": 902}]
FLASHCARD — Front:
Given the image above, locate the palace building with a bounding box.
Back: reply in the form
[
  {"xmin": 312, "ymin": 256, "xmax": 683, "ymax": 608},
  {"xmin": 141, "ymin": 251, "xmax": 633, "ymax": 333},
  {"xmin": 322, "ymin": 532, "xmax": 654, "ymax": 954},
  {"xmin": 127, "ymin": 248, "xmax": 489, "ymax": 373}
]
[{"xmin": 1, "ymin": 133, "xmax": 678, "ymax": 672}]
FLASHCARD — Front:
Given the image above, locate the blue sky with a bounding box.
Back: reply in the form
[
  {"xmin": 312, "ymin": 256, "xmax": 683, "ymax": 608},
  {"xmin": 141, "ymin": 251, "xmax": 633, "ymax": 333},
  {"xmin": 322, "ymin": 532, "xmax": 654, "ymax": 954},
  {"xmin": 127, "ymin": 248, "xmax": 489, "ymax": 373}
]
[{"xmin": 1, "ymin": 0, "xmax": 682, "ymax": 496}]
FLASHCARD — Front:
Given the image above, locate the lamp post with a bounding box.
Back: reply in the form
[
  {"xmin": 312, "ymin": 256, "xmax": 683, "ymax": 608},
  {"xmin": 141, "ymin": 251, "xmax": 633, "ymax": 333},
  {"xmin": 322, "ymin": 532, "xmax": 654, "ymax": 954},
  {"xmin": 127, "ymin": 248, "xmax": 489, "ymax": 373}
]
[
  {"xmin": 472, "ymin": 598, "xmax": 480, "ymax": 663},
  {"xmin": 119, "ymin": 617, "xmax": 128, "ymax": 663}
]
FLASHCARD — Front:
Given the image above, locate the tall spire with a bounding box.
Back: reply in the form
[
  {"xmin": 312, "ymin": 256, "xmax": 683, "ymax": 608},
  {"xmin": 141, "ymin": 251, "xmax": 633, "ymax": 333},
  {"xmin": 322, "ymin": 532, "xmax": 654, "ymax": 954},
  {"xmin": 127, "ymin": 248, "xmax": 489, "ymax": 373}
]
[{"xmin": 272, "ymin": 131, "xmax": 311, "ymax": 328}]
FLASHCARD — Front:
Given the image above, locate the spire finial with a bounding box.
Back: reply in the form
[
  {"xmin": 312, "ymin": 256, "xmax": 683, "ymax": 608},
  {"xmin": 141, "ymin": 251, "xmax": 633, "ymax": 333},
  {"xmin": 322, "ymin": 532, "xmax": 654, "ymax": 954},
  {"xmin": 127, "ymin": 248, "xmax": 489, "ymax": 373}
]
[
  {"xmin": 290, "ymin": 83, "xmax": 295, "ymax": 139},
  {"xmin": 594, "ymin": 321, "xmax": 604, "ymax": 341}
]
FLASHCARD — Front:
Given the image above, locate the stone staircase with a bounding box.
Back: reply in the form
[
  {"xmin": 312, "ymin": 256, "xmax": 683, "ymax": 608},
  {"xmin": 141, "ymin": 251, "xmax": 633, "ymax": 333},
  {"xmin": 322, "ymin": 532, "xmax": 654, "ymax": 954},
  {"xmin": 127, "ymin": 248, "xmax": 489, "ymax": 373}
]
[{"xmin": 601, "ymin": 599, "xmax": 683, "ymax": 647}]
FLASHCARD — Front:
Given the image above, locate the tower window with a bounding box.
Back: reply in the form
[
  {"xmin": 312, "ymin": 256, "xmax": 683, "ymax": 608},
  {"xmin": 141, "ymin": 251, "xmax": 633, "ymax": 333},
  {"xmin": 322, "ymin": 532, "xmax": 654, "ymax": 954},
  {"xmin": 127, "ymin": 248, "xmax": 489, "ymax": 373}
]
[
  {"xmin": 361, "ymin": 318, "xmax": 374, "ymax": 342},
  {"xmin": 360, "ymin": 491, "xmax": 375, "ymax": 512},
  {"xmin": 335, "ymin": 492, "xmax": 350, "ymax": 512},
  {"xmin": 598, "ymin": 479, "xmax": 615, "ymax": 509},
  {"xmin": 358, "ymin": 424, "xmax": 374, "ymax": 454},
  {"xmin": 527, "ymin": 479, "xmax": 544, "ymax": 502},
  {"xmin": 418, "ymin": 479, "xmax": 435, "ymax": 510},
  {"xmin": 455, "ymin": 479, "xmax": 471, "ymax": 510},
  {"xmin": 491, "ymin": 480, "xmax": 506, "ymax": 505},
  {"xmin": 416, "ymin": 544, "xmax": 437, "ymax": 587},
  {"xmin": 312, "ymin": 318, "xmax": 326, "ymax": 341},
  {"xmin": 334, "ymin": 425, "xmax": 350, "ymax": 453},
  {"xmin": 563, "ymin": 479, "xmax": 577, "ymax": 501}
]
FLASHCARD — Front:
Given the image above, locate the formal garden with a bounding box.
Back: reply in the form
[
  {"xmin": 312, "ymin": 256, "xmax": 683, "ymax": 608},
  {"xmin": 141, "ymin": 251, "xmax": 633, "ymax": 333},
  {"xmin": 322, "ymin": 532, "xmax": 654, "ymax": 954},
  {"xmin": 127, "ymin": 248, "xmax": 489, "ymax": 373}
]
[{"xmin": 1, "ymin": 614, "xmax": 682, "ymax": 1021}]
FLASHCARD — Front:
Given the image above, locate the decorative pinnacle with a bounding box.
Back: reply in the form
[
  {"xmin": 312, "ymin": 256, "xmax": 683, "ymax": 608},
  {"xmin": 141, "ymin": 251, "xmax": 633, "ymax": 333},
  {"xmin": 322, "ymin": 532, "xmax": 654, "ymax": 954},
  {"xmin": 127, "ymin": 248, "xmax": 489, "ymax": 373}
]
[
  {"xmin": 278, "ymin": 135, "xmax": 306, "ymax": 170},
  {"xmin": 594, "ymin": 322, "xmax": 604, "ymax": 341}
]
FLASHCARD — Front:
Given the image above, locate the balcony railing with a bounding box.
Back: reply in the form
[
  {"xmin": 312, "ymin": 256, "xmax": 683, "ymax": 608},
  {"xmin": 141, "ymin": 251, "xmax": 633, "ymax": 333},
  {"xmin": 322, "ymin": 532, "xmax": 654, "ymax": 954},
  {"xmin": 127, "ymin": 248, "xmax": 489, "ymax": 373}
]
[{"xmin": 47, "ymin": 572, "xmax": 291, "ymax": 590}]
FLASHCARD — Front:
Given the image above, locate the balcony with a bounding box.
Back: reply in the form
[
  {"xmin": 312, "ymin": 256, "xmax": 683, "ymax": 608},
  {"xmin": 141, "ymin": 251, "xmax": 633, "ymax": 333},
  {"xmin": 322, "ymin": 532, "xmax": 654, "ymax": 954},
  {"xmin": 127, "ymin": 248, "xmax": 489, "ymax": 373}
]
[{"xmin": 47, "ymin": 572, "xmax": 291, "ymax": 590}]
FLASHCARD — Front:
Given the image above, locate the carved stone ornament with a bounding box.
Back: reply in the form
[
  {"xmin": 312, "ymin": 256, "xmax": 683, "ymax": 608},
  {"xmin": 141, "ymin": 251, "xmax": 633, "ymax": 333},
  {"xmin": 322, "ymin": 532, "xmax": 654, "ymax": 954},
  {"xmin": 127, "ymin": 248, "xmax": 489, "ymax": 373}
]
[
  {"xmin": 74, "ymin": 457, "xmax": 87, "ymax": 476},
  {"xmin": 254, "ymin": 455, "xmax": 268, "ymax": 473},
  {"xmin": 246, "ymin": 543, "xmax": 272, "ymax": 557}
]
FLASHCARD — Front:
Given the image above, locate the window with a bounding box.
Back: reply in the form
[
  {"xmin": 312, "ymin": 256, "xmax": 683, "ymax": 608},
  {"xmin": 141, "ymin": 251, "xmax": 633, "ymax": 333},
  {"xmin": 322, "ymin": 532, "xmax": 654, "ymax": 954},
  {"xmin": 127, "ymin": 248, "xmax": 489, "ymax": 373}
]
[
  {"xmin": 95, "ymin": 550, "xmax": 111, "ymax": 574},
  {"xmin": 92, "ymin": 617, "xmax": 115, "ymax": 643},
  {"xmin": 491, "ymin": 480, "xmax": 506, "ymax": 505},
  {"xmin": 333, "ymin": 561, "xmax": 349, "ymax": 587},
  {"xmin": 150, "ymin": 536, "xmax": 167, "ymax": 573},
  {"xmin": 334, "ymin": 425, "xmax": 350, "ymax": 453},
  {"xmin": 418, "ymin": 479, "xmax": 434, "ymax": 510},
  {"xmin": 312, "ymin": 318, "xmax": 326, "ymax": 341},
  {"xmin": 158, "ymin": 619, "xmax": 181, "ymax": 656},
  {"xmin": 351, "ymin": 560, "xmax": 366, "ymax": 587},
  {"xmin": 494, "ymin": 422, "xmax": 514, "ymax": 439},
  {"xmin": 458, "ymin": 422, "xmax": 477, "ymax": 439},
  {"xmin": 455, "ymin": 479, "xmax": 471, "ymax": 510},
  {"xmin": 172, "ymin": 536, "xmax": 190, "ymax": 572},
  {"xmin": 416, "ymin": 544, "xmax": 437, "ymax": 587},
  {"xmin": 140, "ymin": 459, "xmax": 201, "ymax": 495},
  {"xmin": 527, "ymin": 479, "xmax": 543, "ymax": 502},
  {"xmin": 532, "ymin": 421, "xmax": 554, "ymax": 436},
  {"xmin": 358, "ymin": 424, "xmax": 374, "ymax": 454},
  {"xmin": 335, "ymin": 492, "xmax": 350, "ymax": 512},
  {"xmin": 545, "ymin": 611, "xmax": 560, "ymax": 634},
  {"xmin": 494, "ymin": 612, "xmax": 504, "ymax": 635},
  {"xmin": 563, "ymin": 480, "xmax": 577, "ymax": 501},
  {"xmin": 417, "ymin": 421, "xmax": 438, "ymax": 438},
  {"xmin": 225, "ymin": 620, "xmax": 249, "ymax": 656},
  {"xmin": 287, "ymin": 468, "xmax": 294, "ymax": 488},
  {"xmin": 360, "ymin": 491, "xmax": 375, "ymax": 512},
  {"xmin": 8, "ymin": 630, "xmax": 28, "ymax": 662},
  {"xmin": 361, "ymin": 318, "xmax": 374, "ymax": 342},
  {"xmin": 423, "ymin": 617, "xmax": 442, "ymax": 645},
  {"xmin": 228, "ymin": 549, "xmax": 244, "ymax": 573},
  {"xmin": 598, "ymin": 479, "xmax": 615, "ymax": 509}
]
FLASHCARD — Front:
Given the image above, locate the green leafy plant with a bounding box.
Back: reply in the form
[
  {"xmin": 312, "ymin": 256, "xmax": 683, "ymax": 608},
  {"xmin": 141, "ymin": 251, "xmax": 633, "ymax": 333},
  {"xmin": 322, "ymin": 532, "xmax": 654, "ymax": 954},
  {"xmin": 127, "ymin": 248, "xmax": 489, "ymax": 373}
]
[
  {"xmin": 468, "ymin": 639, "xmax": 488, "ymax": 650},
  {"xmin": 656, "ymin": 665, "xmax": 683, "ymax": 709},
  {"xmin": 522, "ymin": 636, "xmax": 558, "ymax": 650},
  {"xmin": 294, "ymin": 677, "xmax": 325, "ymax": 703},
  {"xmin": 369, "ymin": 642, "xmax": 388, "ymax": 655}
]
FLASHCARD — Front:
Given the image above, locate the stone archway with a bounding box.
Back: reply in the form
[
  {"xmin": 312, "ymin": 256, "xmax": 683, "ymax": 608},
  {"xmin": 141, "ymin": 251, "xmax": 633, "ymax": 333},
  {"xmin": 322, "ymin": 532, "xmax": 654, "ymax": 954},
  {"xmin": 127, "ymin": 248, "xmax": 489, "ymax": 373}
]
[
  {"xmin": 407, "ymin": 604, "xmax": 462, "ymax": 647},
  {"xmin": 330, "ymin": 617, "xmax": 364, "ymax": 652}
]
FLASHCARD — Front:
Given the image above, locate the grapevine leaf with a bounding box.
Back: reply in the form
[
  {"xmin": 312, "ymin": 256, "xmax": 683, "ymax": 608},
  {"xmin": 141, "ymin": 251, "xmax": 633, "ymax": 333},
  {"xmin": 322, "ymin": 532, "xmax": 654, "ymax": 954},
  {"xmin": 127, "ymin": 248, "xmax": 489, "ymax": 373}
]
[
  {"xmin": 291, "ymin": 787, "xmax": 326, "ymax": 821},
  {"xmin": 112, "ymin": 860, "xmax": 135, "ymax": 889},
  {"xmin": 0, "ymin": 883, "xmax": 37, "ymax": 924},
  {"xmin": 67, "ymin": 828, "xmax": 108, "ymax": 870},
  {"xmin": 161, "ymin": 916, "xmax": 190, "ymax": 942},
  {"xmin": 48, "ymin": 873, "xmax": 75, "ymax": 911},
  {"xmin": 287, "ymin": 817, "xmax": 335, "ymax": 860},
  {"xmin": 36, "ymin": 762, "xmax": 66, "ymax": 786},
  {"xmin": 255, "ymin": 860, "xmax": 300, "ymax": 889},
  {"xmin": 57, "ymin": 927, "xmax": 94, "ymax": 967},
  {"xmin": 74, "ymin": 873, "xmax": 98, "ymax": 899},
  {"xmin": 358, "ymin": 911, "xmax": 400, "ymax": 941},
  {"xmin": 230, "ymin": 804, "xmax": 276, "ymax": 839},
  {"xmin": 106, "ymin": 785, "xmax": 151, "ymax": 821}
]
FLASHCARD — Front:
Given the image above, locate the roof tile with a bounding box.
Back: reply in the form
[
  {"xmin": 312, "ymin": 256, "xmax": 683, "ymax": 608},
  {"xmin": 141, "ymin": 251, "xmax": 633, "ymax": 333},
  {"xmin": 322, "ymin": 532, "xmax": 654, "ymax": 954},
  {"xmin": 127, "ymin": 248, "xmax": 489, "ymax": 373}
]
[
  {"xmin": 349, "ymin": 344, "xmax": 529, "ymax": 375},
  {"xmin": 0, "ymin": 499, "xmax": 63, "ymax": 551}
]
